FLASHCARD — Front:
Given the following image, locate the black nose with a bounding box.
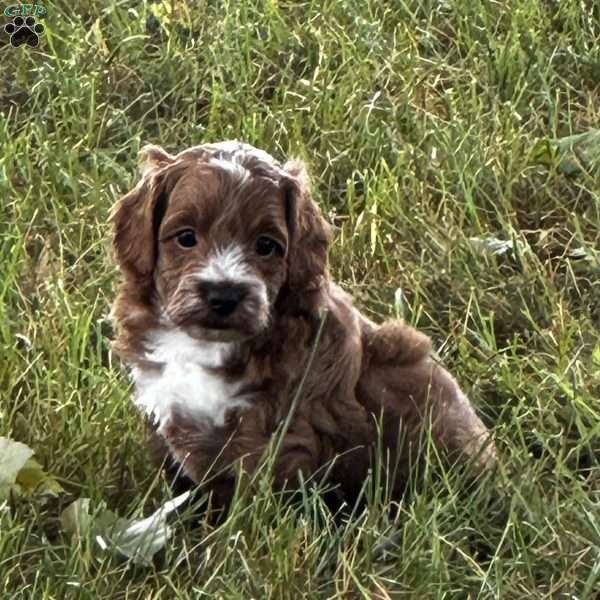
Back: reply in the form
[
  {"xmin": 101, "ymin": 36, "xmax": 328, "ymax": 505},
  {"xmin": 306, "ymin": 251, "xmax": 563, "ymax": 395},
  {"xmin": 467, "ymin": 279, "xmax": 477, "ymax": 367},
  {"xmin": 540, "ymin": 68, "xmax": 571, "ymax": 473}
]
[{"xmin": 206, "ymin": 285, "xmax": 246, "ymax": 318}]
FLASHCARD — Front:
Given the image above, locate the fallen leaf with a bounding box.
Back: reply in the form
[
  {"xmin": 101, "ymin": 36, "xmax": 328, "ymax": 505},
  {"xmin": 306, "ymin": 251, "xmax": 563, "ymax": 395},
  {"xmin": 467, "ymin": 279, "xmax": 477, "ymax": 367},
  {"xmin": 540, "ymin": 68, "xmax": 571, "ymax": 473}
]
[
  {"xmin": 0, "ymin": 438, "xmax": 34, "ymax": 500},
  {"xmin": 60, "ymin": 498, "xmax": 92, "ymax": 537},
  {"xmin": 468, "ymin": 236, "xmax": 528, "ymax": 258},
  {"xmin": 531, "ymin": 129, "xmax": 600, "ymax": 175},
  {"xmin": 60, "ymin": 491, "xmax": 190, "ymax": 566},
  {"xmin": 104, "ymin": 491, "xmax": 190, "ymax": 566},
  {"xmin": 0, "ymin": 437, "xmax": 64, "ymax": 500},
  {"xmin": 16, "ymin": 458, "xmax": 64, "ymax": 497},
  {"xmin": 555, "ymin": 129, "xmax": 600, "ymax": 175}
]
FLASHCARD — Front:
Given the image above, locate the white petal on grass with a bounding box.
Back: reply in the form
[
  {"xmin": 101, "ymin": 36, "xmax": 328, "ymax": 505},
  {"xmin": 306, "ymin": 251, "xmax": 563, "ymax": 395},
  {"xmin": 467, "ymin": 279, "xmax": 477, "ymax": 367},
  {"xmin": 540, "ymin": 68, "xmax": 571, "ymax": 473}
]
[{"xmin": 0, "ymin": 437, "xmax": 34, "ymax": 499}]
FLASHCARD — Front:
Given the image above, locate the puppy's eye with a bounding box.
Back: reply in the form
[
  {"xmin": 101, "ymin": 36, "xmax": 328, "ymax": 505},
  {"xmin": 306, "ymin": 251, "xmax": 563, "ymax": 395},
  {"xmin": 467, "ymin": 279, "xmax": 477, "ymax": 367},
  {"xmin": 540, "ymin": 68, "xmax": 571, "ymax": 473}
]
[
  {"xmin": 255, "ymin": 236, "xmax": 283, "ymax": 257},
  {"xmin": 176, "ymin": 230, "xmax": 197, "ymax": 248}
]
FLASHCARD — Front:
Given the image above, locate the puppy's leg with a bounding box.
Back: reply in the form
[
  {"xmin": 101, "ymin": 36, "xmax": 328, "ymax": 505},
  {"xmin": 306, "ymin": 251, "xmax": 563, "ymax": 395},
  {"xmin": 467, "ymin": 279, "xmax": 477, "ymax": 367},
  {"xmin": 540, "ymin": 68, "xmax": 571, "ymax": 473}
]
[
  {"xmin": 358, "ymin": 320, "xmax": 497, "ymax": 470},
  {"xmin": 161, "ymin": 406, "xmax": 323, "ymax": 494}
]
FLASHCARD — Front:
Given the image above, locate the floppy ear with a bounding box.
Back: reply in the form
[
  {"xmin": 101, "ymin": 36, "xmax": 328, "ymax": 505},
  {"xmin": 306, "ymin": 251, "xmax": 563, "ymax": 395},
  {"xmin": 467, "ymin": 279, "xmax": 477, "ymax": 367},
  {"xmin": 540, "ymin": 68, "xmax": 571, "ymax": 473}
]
[
  {"xmin": 283, "ymin": 160, "xmax": 332, "ymax": 302},
  {"xmin": 111, "ymin": 145, "xmax": 175, "ymax": 278}
]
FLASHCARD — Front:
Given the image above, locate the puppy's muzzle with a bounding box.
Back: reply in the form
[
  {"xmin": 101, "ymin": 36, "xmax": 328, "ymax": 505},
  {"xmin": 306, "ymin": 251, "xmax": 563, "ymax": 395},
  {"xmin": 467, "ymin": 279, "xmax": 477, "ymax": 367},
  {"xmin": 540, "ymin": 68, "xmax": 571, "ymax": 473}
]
[{"xmin": 203, "ymin": 282, "xmax": 248, "ymax": 319}]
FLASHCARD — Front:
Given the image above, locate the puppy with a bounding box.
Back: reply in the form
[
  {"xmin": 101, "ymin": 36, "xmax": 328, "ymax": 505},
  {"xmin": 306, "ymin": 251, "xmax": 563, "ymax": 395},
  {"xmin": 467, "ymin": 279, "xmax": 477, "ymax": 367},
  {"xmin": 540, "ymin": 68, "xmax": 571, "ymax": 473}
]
[{"xmin": 111, "ymin": 141, "xmax": 496, "ymax": 509}]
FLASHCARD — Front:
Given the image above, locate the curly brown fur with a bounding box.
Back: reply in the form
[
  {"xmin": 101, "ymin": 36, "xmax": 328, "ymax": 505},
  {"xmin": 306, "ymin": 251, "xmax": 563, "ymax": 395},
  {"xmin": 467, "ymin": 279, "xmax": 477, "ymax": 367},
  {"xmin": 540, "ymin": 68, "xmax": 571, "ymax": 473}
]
[{"xmin": 110, "ymin": 141, "xmax": 497, "ymax": 510}]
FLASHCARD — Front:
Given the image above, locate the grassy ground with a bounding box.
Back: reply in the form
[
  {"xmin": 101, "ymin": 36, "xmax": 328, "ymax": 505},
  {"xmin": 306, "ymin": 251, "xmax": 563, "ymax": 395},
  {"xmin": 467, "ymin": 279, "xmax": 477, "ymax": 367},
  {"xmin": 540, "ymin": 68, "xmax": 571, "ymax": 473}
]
[{"xmin": 1, "ymin": 0, "xmax": 599, "ymax": 597}]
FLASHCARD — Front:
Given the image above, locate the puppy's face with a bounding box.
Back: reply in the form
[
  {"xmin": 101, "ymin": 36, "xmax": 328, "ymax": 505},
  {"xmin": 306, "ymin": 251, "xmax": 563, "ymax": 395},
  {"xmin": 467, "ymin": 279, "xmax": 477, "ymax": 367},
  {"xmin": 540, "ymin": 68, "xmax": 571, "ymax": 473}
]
[
  {"xmin": 112, "ymin": 143, "xmax": 331, "ymax": 345},
  {"xmin": 155, "ymin": 164, "xmax": 288, "ymax": 341}
]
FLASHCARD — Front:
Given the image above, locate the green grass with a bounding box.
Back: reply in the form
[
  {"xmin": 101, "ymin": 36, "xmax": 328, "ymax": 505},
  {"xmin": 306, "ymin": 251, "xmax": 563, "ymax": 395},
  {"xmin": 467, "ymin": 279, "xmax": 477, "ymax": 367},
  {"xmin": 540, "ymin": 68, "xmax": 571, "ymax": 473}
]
[{"xmin": 1, "ymin": 0, "xmax": 599, "ymax": 597}]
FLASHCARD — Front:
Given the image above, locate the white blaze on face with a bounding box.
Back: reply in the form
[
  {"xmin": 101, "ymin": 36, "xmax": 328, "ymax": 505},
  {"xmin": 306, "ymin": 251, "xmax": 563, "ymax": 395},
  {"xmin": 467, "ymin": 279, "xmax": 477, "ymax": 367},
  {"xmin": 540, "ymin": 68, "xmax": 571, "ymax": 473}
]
[
  {"xmin": 198, "ymin": 244, "xmax": 268, "ymax": 305},
  {"xmin": 131, "ymin": 328, "xmax": 247, "ymax": 434},
  {"xmin": 199, "ymin": 244, "xmax": 251, "ymax": 282}
]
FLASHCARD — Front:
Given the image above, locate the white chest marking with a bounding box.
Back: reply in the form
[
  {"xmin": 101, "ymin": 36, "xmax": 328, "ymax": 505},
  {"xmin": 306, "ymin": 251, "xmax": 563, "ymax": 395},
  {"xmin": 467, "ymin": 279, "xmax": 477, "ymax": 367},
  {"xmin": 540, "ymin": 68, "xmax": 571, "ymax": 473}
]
[{"xmin": 131, "ymin": 329, "xmax": 246, "ymax": 434}]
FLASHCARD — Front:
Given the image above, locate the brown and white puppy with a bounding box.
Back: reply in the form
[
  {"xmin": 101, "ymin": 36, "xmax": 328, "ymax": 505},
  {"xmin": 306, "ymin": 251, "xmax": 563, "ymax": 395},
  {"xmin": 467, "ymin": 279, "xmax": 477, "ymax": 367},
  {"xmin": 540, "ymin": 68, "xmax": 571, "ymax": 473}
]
[{"xmin": 111, "ymin": 141, "xmax": 496, "ymax": 508}]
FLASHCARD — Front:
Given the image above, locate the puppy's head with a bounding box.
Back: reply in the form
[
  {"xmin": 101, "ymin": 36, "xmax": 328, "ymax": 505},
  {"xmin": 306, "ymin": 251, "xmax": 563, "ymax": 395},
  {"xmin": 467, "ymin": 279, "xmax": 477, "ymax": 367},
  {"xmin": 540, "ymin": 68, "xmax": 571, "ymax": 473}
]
[{"xmin": 112, "ymin": 142, "xmax": 331, "ymax": 344}]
